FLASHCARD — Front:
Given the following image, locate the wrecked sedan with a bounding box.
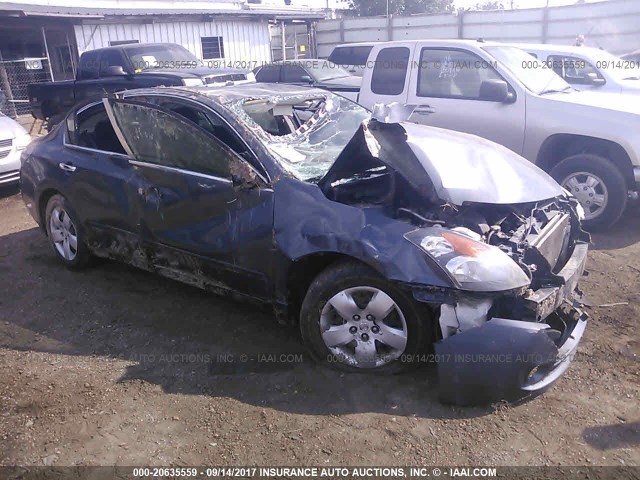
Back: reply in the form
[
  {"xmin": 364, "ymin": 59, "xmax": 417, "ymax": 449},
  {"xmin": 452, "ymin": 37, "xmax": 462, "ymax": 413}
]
[{"xmin": 20, "ymin": 84, "xmax": 590, "ymax": 405}]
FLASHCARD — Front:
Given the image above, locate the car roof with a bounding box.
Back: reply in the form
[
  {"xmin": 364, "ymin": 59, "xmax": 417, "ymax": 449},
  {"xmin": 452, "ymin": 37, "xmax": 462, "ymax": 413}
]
[
  {"xmin": 120, "ymin": 83, "xmax": 331, "ymax": 106},
  {"xmin": 503, "ymin": 42, "xmax": 607, "ymax": 56}
]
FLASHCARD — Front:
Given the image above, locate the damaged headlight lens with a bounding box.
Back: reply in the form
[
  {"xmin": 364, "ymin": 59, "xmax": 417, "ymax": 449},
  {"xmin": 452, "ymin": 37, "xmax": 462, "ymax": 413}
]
[{"xmin": 405, "ymin": 228, "xmax": 531, "ymax": 292}]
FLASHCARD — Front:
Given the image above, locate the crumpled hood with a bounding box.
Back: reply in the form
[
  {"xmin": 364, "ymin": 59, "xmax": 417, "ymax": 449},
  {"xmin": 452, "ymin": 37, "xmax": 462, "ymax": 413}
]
[{"xmin": 399, "ymin": 122, "xmax": 563, "ymax": 205}]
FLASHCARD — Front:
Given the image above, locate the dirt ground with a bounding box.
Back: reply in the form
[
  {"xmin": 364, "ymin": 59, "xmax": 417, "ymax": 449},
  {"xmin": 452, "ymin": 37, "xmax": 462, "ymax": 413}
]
[{"xmin": 0, "ymin": 184, "xmax": 638, "ymax": 467}]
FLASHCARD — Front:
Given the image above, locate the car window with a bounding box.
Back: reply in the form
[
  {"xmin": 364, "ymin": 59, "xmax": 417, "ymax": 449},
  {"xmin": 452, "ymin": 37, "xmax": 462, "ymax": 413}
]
[
  {"xmin": 329, "ymin": 46, "xmax": 373, "ymax": 67},
  {"xmin": 99, "ymin": 50, "xmax": 127, "ymax": 75},
  {"xmin": 255, "ymin": 65, "xmax": 281, "ymax": 83},
  {"xmin": 417, "ymin": 48, "xmax": 503, "ymax": 99},
  {"xmin": 107, "ymin": 101, "xmax": 232, "ymax": 178},
  {"xmin": 371, "ymin": 47, "xmax": 410, "ymax": 96},
  {"xmin": 548, "ymin": 55, "xmax": 601, "ymax": 85},
  {"xmin": 282, "ymin": 64, "xmax": 309, "ymax": 83},
  {"xmin": 78, "ymin": 50, "xmax": 100, "ymax": 80},
  {"xmin": 67, "ymin": 103, "xmax": 126, "ymax": 154}
]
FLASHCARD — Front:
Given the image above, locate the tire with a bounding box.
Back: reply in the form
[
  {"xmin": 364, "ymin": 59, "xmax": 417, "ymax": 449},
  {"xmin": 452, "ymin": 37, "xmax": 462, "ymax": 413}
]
[
  {"xmin": 300, "ymin": 261, "xmax": 431, "ymax": 374},
  {"xmin": 549, "ymin": 153, "xmax": 627, "ymax": 230},
  {"xmin": 44, "ymin": 194, "xmax": 91, "ymax": 269}
]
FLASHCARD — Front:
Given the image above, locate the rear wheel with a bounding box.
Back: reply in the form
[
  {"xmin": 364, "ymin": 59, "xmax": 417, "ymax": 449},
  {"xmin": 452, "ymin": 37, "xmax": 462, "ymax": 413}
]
[
  {"xmin": 550, "ymin": 153, "xmax": 627, "ymax": 230},
  {"xmin": 300, "ymin": 261, "xmax": 431, "ymax": 374},
  {"xmin": 44, "ymin": 194, "xmax": 91, "ymax": 269}
]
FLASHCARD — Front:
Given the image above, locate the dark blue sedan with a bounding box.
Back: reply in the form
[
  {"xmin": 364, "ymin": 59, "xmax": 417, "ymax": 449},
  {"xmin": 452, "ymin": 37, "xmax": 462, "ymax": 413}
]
[{"xmin": 20, "ymin": 84, "xmax": 590, "ymax": 405}]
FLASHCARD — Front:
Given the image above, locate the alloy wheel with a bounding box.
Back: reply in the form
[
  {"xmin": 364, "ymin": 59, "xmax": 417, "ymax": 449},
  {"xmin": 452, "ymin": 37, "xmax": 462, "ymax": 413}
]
[
  {"xmin": 562, "ymin": 171, "xmax": 609, "ymax": 220},
  {"xmin": 49, "ymin": 206, "xmax": 78, "ymax": 261}
]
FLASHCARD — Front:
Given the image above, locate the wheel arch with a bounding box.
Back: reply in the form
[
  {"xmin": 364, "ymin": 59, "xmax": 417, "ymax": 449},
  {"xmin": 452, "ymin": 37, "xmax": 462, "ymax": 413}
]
[
  {"xmin": 283, "ymin": 252, "xmax": 383, "ymax": 325},
  {"xmin": 536, "ymin": 134, "xmax": 635, "ymax": 188},
  {"xmin": 37, "ymin": 188, "xmax": 62, "ymax": 234}
]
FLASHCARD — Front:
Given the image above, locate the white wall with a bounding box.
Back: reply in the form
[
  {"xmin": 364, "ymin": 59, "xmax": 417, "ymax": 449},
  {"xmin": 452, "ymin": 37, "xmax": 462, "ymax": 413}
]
[
  {"xmin": 74, "ymin": 18, "xmax": 272, "ymax": 65},
  {"xmin": 316, "ymin": 0, "xmax": 640, "ymax": 57}
]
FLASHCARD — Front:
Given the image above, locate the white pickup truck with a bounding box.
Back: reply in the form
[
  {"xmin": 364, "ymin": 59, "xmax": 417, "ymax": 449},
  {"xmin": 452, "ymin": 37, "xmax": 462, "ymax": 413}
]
[{"xmin": 356, "ymin": 39, "xmax": 640, "ymax": 229}]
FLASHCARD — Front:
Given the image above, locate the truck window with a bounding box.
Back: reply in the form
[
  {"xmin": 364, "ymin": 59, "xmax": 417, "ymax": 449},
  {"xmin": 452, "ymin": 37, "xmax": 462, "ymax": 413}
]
[
  {"xmin": 78, "ymin": 50, "xmax": 100, "ymax": 80},
  {"xmin": 548, "ymin": 55, "xmax": 601, "ymax": 86},
  {"xmin": 99, "ymin": 50, "xmax": 127, "ymax": 75},
  {"xmin": 417, "ymin": 49, "xmax": 502, "ymax": 100},
  {"xmin": 371, "ymin": 47, "xmax": 410, "ymax": 96}
]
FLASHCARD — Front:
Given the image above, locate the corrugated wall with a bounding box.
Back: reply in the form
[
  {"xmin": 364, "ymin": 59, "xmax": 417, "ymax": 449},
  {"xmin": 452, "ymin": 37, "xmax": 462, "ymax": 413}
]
[
  {"xmin": 74, "ymin": 19, "xmax": 272, "ymax": 65},
  {"xmin": 316, "ymin": 0, "xmax": 640, "ymax": 57}
]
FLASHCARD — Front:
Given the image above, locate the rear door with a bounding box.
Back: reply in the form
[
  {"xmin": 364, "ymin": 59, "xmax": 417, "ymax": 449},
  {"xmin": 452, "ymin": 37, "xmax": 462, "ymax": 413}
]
[
  {"xmin": 103, "ymin": 98, "xmax": 275, "ymax": 299},
  {"xmin": 61, "ymin": 101, "xmax": 142, "ymax": 257},
  {"xmin": 359, "ymin": 44, "xmax": 414, "ymax": 109}
]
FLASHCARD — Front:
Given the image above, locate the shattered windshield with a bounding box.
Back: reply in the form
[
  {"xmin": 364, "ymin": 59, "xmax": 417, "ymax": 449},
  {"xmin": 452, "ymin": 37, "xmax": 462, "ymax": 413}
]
[{"xmin": 228, "ymin": 93, "xmax": 371, "ymax": 181}]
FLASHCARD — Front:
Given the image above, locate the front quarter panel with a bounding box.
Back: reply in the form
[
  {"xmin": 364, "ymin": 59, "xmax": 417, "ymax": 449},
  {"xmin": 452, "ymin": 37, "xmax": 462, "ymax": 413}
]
[{"xmin": 272, "ymin": 177, "xmax": 454, "ymax": 300}]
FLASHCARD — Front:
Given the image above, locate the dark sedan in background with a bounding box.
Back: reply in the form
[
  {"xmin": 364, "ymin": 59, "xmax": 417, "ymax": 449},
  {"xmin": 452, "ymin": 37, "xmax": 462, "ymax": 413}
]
[
  {"xmin": 253, "ymin": 60, "xmax": 361, "ymax": 101},
  {"xmin": 20, "ymin": 84, "xmax": 589, "ymax": 405}
]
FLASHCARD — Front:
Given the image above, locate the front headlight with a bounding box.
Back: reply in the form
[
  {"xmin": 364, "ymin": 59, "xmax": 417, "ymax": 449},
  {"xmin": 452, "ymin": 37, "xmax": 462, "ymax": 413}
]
[
  {"xmin": 405, "ymin": 228, "xmax": 531, "ymax": 292},
  {"xmin": 182, "ymin": 78, "xmax": 204, "ymax": 86},
  {"xmin": 14, "ymin": 132, "xmax": 32, "ymax": 151}
]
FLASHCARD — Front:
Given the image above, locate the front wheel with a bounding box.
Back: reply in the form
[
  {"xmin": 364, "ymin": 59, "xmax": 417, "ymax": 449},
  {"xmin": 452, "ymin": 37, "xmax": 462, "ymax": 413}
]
[
  {"xmin": 550, "ymin": 153, "xmax": 627, "ymax": 230},
  {"xmin": 300, "ymin": 261, "xmax": 431, "ymax": 374}
]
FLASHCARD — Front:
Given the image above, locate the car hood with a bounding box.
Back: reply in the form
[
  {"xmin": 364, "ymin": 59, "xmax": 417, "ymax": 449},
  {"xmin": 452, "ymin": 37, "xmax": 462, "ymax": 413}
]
[
  {"xmin": 322, "ymin": 119, "xmax": 563, "ymax": 206},
  {"xmin": 0, "ymin": 115, "xmax": 28, "ymax": 140},
  {"xmin": 545, "ymin": 89, "xmax": 640, "ymax": 113},
  {"xmin": 319, "ymin": 76, "xmax": 362, "ymax": 88}
]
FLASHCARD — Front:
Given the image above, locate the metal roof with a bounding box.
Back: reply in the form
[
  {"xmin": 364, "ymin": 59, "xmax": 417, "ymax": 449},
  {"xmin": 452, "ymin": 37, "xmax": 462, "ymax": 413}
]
[{"xmin": 0, "ymin": 1, "xmax": 326, "ymax": 20}]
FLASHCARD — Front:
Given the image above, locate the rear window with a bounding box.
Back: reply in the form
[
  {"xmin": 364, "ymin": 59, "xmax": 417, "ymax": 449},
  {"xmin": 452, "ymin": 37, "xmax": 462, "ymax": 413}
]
[
  {"xmin": 255, "ymin": 65, "xmax": 281, "ymax": 83},
  {"xmin": 371, "ymin": 47, "xmax": 410, "ymax": 96},
  {"xmin": 329, "ymin": 46, "xmax": 373, "ymax": 67}
]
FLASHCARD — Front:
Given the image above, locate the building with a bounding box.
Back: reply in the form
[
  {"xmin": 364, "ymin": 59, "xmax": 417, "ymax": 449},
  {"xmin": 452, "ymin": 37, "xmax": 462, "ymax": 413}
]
[{"xmin": 0, "ymin": 0, "xmax": 325, "ymax": 117}]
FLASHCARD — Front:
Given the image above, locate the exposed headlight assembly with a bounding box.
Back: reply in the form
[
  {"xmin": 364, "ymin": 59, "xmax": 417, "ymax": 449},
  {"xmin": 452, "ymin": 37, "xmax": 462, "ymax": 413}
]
[{"xmin": 405, "ymin": 228, "xmax": 531, "ymax": 292}]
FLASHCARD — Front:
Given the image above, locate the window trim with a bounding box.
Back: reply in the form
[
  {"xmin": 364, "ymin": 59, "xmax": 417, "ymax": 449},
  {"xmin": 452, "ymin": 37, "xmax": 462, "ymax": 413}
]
[
  {"xmin": 62, "ymin": 101, "xmax": 133, "ymax": 158},
  {"xmin": 128, "ymin": 159, "xmax": 232, "ymax": 184},
  {"xmin": 416, "ymin": 46, "xmax": 514, "ymax": 102},
  {"xmin": 547, "ymin": 54, "xmax": 605, "ymax": 86},
  {"xmin": 120, "ymin": 92, "xmax": 271, "ymax": 184}
]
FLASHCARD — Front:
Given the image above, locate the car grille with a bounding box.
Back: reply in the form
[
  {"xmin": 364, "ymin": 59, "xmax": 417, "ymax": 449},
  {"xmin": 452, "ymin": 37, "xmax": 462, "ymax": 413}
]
[
  {"xmin": 0, "ymin": 138, "xmax": 12, "ymax": 148},
  {"xmin": 204, "ymin": 73, "xmax": 247, "ymax": 84},
  {"xmin": 0, "ymin": 149, "xmax": 10, "ymax": 159}
]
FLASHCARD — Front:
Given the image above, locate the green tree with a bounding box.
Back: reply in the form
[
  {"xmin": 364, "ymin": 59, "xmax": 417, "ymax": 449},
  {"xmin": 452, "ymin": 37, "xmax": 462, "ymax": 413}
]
[
  {"xmin": 347, "ymin": 0, "xmax": 454, "ymax": 17},
  {"xmin": 473, "ymin": 1, "xmax": 504, "ymax": 9}
]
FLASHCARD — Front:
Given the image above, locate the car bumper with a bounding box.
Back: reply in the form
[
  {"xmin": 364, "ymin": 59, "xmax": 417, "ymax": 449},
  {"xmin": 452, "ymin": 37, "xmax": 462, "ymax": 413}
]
[
  {"xmin": 0, "ymin": 148, "xmax": 21, "ymax": 186},
  {"xmin": 430, "ymin": 242, "xmax": 589, "ymax": 406}
]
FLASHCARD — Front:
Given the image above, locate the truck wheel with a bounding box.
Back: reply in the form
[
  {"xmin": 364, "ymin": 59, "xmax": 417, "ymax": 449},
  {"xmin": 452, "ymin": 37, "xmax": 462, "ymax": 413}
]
[
  {"xmin": 550, "ymin": 154, "xmax": 627, "ymax": 230},
  {"xmin": 44, "ymin": 194, "xmax": 91, "ymax": 269},
  {"xmin": 300, "ymin": 261, "xmax": 431, "ymax": 374}
]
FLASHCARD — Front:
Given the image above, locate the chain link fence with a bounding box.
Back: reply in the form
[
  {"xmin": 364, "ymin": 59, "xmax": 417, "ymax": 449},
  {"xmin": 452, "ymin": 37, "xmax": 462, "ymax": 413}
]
[{"xmin": 0, "ymin": 58, "xmax": 52, "ymax": 119}]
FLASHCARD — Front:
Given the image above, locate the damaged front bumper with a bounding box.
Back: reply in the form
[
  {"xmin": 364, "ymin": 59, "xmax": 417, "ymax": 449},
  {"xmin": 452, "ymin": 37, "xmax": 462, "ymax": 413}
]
[{"xmin": 418, "ymin": 242, "xmax": 589, "ymax": 406}]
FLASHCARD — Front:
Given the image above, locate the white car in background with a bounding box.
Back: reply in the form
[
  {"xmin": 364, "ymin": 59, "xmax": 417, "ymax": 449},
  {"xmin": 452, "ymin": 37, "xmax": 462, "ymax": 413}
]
[
  {"xmin": 507, "ymin": 43, "xmax": 640, "ymax": 94},
  {"xmin": 0, "ymin": 113, "xmax": 31, "ymax": 186}
]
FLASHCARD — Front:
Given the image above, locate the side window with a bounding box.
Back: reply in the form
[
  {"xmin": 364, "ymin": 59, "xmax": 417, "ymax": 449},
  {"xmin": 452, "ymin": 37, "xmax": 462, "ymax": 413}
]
[
  {"xmin": 548, "ymin": 55, "xmax": 601, "ymax": 85},
  {"xmin": 78, "ymin": 50, "xmax": 100, "ymax": 80},
  {"xmin": 371, "ymin": 47, "xmax": 410, "ymax": 96},
  {"xmin": 417, "ymin": 49, "xmax": 502, "ymax": 100},
  {"xmin": 282, "ymin": 65, "xmax": 308, "ymax": 83},
  {"xmin": 67, "ymin": 103, "xmax": 126, "ymax": 154},
  {"xmin": 107, "ymin": 101, "xmax": 232, "ymax": 178},
  {"xmin": 99, "ymin": 50, "xmax": 127, "ymax": 75},
  {"xmin": 255, "ymin": 65, "xmax": 281, "ymax": 83}
]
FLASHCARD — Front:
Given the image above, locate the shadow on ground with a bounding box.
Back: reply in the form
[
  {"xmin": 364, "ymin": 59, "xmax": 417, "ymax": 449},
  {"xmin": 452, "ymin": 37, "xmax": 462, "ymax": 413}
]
[
  {"xmin": 0, "ymin": 227, "xmax": 493, "ymax": 421},
  {"xmin": 583, "ymin": 422, "xmax": 640, "ymax": 450}
]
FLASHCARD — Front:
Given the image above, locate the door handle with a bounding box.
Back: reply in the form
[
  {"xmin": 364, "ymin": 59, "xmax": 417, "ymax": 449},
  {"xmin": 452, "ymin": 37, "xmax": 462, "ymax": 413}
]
[
  {"xmin": 413, "ymin": 106, "xmax": 436, "ymax": 115},
  {"xmin": 58, "ymin": 162, "xmax": 76, "ymax": 172}
]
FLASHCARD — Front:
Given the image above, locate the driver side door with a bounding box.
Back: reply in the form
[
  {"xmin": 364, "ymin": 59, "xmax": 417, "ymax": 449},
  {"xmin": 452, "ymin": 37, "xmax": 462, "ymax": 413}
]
[{"xmin": 103, "ymin": 98, "xmax": 275, "ymax": 300}]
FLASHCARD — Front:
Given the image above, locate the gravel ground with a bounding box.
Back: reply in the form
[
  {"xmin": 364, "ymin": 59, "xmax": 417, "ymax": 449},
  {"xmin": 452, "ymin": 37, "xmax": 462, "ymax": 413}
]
[{"xmin": 0, "ymin": 185, "xmax": 638, "ymax": 467}]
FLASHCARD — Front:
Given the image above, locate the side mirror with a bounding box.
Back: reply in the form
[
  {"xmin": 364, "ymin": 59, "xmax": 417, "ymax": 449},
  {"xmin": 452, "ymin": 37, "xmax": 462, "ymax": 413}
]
[
  {"xmin": 587, "ymin": 72, "xmax": 606, "ymax": 86},
  {"xmin": 300, "ymin": 75, "xmax": 313, "ymax": 84},
  {"xmin": 479, "ymin": 79, "xmax": 514, "ymax": 103},
  {"xmin": 104, "ymin": 65, "xmax": 127, "ymax": 77}
]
